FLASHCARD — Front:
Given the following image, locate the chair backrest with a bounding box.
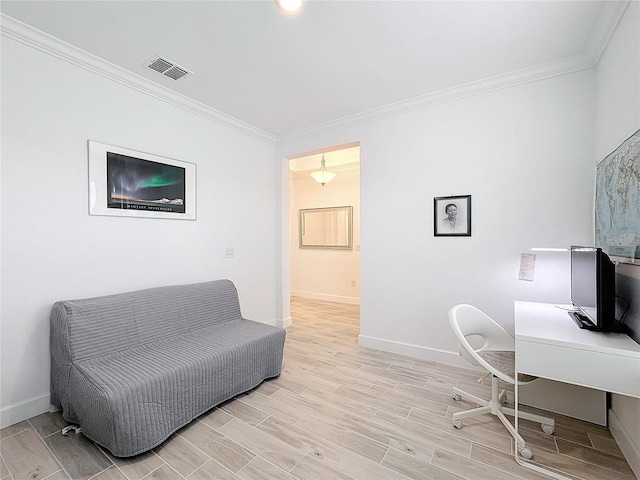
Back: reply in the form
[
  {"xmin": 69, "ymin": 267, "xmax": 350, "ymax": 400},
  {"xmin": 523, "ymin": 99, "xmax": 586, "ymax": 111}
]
[{"xmin": 448, "ymin": 304, "xmax": 515, "ymax": 383}]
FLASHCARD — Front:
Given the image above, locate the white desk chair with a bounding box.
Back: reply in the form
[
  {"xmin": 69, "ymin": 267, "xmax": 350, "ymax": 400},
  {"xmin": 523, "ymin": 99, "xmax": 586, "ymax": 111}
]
[{"xmin": 449, "ymin": 304, "xmax": 555, "ymax": 459}]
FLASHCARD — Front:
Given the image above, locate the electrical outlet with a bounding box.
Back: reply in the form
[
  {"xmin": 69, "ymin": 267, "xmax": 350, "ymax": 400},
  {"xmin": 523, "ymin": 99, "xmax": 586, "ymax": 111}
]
[
  {"xmin": 351, "ymin": 280, "xmax": 356, "ymax": 287},
  {"xmin": 225, "ymin": 247, "xmax": 235, "ymax": 258}
]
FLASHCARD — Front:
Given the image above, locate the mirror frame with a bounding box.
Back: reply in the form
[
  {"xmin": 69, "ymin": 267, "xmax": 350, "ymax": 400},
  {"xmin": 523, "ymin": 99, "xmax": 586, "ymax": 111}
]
[{"xmin": 299, "ymin": 206, "xmax": 353, "ymax": 249}]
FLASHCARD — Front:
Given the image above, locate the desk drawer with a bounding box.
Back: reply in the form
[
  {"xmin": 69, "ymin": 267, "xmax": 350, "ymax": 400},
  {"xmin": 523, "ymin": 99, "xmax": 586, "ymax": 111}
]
[{"xmin": 516, "ymin": 340, "xmax": 640, "ymax": 398}]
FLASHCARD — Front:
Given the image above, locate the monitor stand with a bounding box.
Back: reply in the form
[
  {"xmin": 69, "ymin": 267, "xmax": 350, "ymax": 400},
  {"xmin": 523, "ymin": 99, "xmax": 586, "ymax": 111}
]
[{"xmin": 569, "ymin": 311, "xmax": 599, "ymax": 330}]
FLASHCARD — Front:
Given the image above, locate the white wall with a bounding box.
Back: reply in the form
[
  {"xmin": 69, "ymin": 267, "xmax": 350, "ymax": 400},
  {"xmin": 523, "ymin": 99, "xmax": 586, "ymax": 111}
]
[
  {"xmin": 593, "ymin": 2, "xmax": 640, "ymax": 476},
  {"xmin": 0, "ymin": 35, "xmax": 278, "ymax": 427},
  {"xmin": 278, "ymin": 69, "xmax": 596, "ymax": 364},
  {"xmin": 290, "ymin": 165, "xmax": 360, "ymax": 304}
]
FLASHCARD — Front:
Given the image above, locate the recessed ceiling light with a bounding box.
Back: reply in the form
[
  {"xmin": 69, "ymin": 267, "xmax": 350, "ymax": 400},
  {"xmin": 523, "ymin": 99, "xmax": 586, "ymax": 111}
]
[{"xmin": 276, "ymin": 0, "xmax": 301, "ymax": 13}]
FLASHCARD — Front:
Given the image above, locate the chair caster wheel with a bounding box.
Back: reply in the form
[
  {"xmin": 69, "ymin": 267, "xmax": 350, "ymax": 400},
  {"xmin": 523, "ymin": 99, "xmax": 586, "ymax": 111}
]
[
  {"xmin": 453, "ymin": 419, "xmax": 462, "ymax": 429},
  {"xmin": 518, "ymin": 447, "xmax": 533, "ymax": 460},
  {"xmin": 453, "ymin": 394, "xmax": 461, "ymax": 401},
  {"xmin": 541, "ymin": 424, "xmax": 554, "ymax": 435}
]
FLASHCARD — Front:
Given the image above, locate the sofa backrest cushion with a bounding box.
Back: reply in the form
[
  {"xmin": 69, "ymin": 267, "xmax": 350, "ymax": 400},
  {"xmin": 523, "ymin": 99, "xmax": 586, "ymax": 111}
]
[{"xmin": 51, "ymin": 279, "xmax": 242, "ymax": 362}]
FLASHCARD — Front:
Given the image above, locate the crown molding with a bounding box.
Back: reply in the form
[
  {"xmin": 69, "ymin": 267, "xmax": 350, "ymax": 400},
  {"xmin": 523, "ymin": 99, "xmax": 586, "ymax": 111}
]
[
  {"xmin": 2, "ymin": 0, "xmax": 628, "ymax": 150},
  {"xmin": 276, "ymin": 58, "xmax": 590, "ymax": 145},
  {"xmin": 0, "ymin": 14, "xmax": 276, "ymax": 145},
  {"xmin": 277, "ymin": 1, "xmax": 629, "ymax": 146},
  {"xmin": 583, "ymin": 0, "xmax": 630, "ymax": 65}
]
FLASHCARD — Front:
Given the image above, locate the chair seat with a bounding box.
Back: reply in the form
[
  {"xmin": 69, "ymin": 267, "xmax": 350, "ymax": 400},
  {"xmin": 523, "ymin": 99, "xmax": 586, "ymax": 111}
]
[
  {"xmin": 448, "ymin": 304, "xmax": 555, "ymax": 460},
  {"xmin": 476, "ymin": 350, "xmax": 538, "ymax": 383}
]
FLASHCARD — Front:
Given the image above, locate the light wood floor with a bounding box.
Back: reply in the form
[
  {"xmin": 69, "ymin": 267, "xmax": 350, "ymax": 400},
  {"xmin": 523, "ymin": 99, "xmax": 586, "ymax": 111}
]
[{"xmin": 1, "ymin": 298, "xmax": 635, "ymax": 480}]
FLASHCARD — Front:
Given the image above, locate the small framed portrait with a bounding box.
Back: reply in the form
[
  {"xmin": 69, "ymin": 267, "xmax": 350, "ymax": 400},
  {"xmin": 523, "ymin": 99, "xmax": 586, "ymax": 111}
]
[{"xmin": 434, "ymin": 195, "xmax": 471, "ymax": 237}]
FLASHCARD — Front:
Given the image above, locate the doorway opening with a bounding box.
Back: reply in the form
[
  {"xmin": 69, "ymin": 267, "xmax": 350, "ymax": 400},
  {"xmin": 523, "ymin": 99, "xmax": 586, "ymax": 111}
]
[{"xmin": 288, "ymin": 144, "xmax": 361, "ymax": 321}]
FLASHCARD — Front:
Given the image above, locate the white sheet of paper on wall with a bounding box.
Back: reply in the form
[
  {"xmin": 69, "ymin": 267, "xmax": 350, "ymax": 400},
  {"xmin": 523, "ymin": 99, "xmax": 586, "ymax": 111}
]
[{"xmin": 519, "ymin": 253, "xmax": 536, "ymax": 282}]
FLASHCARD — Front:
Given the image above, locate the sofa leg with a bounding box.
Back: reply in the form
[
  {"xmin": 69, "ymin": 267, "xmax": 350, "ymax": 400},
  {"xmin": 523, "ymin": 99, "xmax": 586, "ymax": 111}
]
[{"xmin": 61, "ymin": 425, "xmax": 82, "ymax": 436}]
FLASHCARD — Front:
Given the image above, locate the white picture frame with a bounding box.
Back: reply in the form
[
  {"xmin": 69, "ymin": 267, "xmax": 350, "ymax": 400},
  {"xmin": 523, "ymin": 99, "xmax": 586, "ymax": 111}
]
[{"xmin": 88, "ymin": 140, "xmax": 196, "ymax": 220}]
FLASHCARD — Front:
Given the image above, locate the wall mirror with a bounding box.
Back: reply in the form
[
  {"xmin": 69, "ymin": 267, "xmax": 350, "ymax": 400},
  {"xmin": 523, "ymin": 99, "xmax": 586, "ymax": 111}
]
[{"xmin": 299, "ymin": 206, "xmax": 353, "ymax": 249}]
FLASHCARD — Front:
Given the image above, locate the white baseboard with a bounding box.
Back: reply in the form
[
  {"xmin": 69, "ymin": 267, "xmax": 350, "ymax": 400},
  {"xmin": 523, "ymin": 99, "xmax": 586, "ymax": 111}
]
[
  {"xmin": 279, "ymin": 316, "xmax": 292, "ymax": 329},
  {"xmin": 0, "ymin": 394, "xmax": 51, "ymax": 429},
  {"xmin": 357, "ymin": 334, "xmax": 470, "ymax": 368},
  {"xmin": 291, "ymin": 291, "xmax": 360, "ymax": 305},
  {"xmin": 610, "ymin": 407, "xmax": 640, "ymax": 478}
]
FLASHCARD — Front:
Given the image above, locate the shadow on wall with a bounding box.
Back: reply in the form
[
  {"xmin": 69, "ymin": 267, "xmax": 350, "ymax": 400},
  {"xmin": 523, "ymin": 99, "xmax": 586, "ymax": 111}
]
[{"xmin": 616, "ymin": 264, "xmax": 640, "ymax": 345}]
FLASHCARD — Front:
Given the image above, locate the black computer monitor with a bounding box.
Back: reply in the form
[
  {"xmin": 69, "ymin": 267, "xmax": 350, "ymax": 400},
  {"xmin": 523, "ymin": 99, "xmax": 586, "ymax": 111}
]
[{"xmin": 570, "ymin": 246, "xmax": 616, "ymax": 331}]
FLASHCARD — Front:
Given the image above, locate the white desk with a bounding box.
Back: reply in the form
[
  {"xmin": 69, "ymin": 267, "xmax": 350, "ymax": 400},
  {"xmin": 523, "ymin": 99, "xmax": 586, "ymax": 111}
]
[{"xmin": 514, "ymin": 301, "xmax": 640, "ymax": 479}]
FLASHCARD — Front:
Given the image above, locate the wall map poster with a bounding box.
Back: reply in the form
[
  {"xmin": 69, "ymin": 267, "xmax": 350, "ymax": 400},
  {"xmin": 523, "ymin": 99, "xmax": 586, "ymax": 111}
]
[{"xmin": 595, "ymin": 129, "xmax": 640, "ymax": 253}]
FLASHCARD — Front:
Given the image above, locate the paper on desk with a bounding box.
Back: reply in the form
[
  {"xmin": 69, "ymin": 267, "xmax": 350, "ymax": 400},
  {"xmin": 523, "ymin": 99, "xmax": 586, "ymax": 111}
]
[{"xmin": 519, "ymin": 253, "xmax": 536, "ymax": 281}]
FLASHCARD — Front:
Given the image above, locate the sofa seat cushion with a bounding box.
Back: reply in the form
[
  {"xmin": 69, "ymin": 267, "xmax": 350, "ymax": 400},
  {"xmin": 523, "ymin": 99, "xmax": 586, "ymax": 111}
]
[{"xmin": 69, "ymin": 319, "xmax": 285, "ymax": 457}]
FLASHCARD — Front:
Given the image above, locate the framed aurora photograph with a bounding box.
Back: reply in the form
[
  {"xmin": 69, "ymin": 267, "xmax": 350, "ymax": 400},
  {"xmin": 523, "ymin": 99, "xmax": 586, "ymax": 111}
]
[{"xmin": 88, "ymin": 141, "xmax": 196, "ymax": 220}]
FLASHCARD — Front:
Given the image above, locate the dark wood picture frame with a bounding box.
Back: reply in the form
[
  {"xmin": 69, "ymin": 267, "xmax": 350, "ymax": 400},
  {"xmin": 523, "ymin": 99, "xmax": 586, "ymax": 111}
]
[{"xmin": 434, "ymin": 195, "xmax": 471, "ymax": 237}]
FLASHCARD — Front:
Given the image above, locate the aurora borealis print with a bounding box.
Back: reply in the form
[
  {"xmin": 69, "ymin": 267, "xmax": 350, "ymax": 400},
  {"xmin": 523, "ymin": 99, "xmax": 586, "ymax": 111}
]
[{"xmin": 107, "ymin": 152, "xmax": 186, "ymax": 213}]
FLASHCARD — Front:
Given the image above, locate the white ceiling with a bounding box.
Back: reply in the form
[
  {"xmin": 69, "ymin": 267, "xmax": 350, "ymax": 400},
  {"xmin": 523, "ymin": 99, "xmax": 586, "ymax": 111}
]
[{"xmin": 0, "ymin": 1, "xmax": 622, "ymax": 137}]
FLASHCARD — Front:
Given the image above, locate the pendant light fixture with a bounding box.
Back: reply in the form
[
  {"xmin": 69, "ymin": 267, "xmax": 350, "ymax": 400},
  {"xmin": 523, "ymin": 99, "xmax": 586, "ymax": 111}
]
[{"xmin": 310, "ymin": 154, "xmax": 336, "ymax": 186}]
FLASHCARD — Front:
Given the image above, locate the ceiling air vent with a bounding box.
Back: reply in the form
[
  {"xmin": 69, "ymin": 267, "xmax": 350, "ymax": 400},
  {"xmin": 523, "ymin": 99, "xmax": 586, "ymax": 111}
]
[{"xmin": 146, "ymin": 56, "xmax": 191, "ymax": 81}]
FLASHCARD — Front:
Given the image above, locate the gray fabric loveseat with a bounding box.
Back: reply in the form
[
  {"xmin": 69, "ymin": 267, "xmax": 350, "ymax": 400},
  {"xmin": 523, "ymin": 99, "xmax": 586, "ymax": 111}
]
[{"xmin": 50, "ymin": 279, "xmax": 286, "ymax": 457}]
